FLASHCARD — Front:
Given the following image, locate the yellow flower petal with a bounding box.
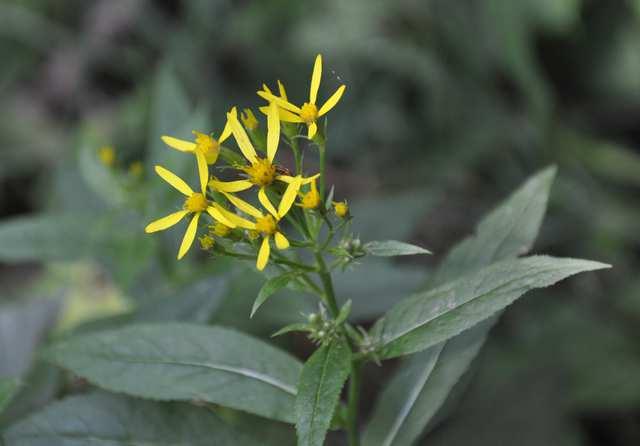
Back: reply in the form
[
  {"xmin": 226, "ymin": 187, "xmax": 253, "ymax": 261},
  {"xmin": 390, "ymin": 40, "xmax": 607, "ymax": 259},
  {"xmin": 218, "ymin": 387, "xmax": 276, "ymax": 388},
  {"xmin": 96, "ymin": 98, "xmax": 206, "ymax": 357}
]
[
  {"xmin": 258, "ymin": 187, "xmax": 278, "ymax": 219},
  {"xmin": 228, "ymin": 111, "xmax": 258, "ymax": 164},
  {"xmin": 223, "ymin": 192, "xmax": 263, "ymax": 219},
  {"xmin": 276, "ymin": 173, "xmax": 320, "ymax": 185},
  {"xmin": 318, "ymin": 85, "xmax": 346, "ymax": 117},
  {"xmin": 277, "ymin": 80, "xmax": 288, "ymax": 100},
  {"xmin": 267, "ymin": 101, "xmax": 280, "ymax": 163},
  {"xmin": 155, "ymin": 165, "xmax": 193, "ymax": 196},
  {"xmin": 257, "ymin": 91, "xmax": 301, "ymax": 114},
  {"xmin": 278, "ymin": 176, "xmax": 302, "ymax": 218},
  {"xmin": 219, "ymin": 107, "xmax": 235, "ymax": 142},
  {"xmin": 196, "ymin": 151, "xmax": 208, "ymax": 195},
  {"xmin": 274, "ymin": 231, "xmax": 289, "ymax": 250},
  {"xmin": 209, "ymin": 179, "xmax": 253, "ymax": 193},
  {"xmin": 177, "ymin": 212, "xmax": 200, "ymax": 260},
  {"xmin": 145, "ymin": 210, "xmax": 189, "ymax": 233},
  {"xmin": 161, "ymin": 135, "xmax": 195, "ymax": 153},
  {"xmin": 206, "ymin": 205, "xmax": 236, "ymax": 228},
  {"xmin": 307, "ymin": 122, "xmax": 318, "ymax": 139},
  {"xmin": 214, "ymin": 206, "xmax": 256, "ymax": 230},
  {"xmin": 260, "ymin": 106, "xmax": 303, "ymax": 123},
  {"xmin": 257, "ymin": 235, "xmax": 271, "ymax": 271},
  {"xmin": 309, "ymin": 54, "xmax": 322, "ymax": 104}
]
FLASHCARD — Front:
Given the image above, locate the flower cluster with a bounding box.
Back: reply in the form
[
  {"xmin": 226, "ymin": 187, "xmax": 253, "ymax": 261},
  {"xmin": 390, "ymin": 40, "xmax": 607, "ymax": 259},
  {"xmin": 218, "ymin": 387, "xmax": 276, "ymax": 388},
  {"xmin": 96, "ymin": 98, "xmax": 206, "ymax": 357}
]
[{"xmin": 145, "ymin": 54, "xmax": 348, "ymax": 271}]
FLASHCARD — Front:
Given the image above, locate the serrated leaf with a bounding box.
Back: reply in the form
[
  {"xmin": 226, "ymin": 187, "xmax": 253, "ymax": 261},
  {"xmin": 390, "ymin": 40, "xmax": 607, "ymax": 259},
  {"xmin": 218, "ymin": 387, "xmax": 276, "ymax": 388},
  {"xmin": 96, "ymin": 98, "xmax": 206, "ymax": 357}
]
[
  {"xmin": 295, "ymin": 338, "xmax": 351, "ymax": 446},
  {"xmin": 373, "ymin": 256, "xmax": 610, "ymax": 359},
  {"xmin": 2, "ymin": 392, "xmax": 261, "ymax": 445},
  {"xmin": 252, "ymin": 273, "xmax": 297, "ymax": 318},
  {"xmin": 365, "ymin": 240, "xmax": 431, "ymax": 257},
  {"xmin": 0, "ymin": 378, "xmax": 20, "ymax": 414},
  {"xmin": 44, "ymin": 323, "xmax": 302, "ymax": 423},
  {"xmin": 364, "ymin": 166, "xmax": 559, "ymax": 444}
]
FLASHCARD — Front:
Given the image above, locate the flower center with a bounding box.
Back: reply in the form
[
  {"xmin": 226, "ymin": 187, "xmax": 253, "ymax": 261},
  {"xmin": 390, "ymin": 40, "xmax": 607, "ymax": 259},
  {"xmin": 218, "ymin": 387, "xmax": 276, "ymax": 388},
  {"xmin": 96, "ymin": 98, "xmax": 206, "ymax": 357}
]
[
  {"xmin": 243, "ymin": 158, "xmax": 277, "ymax": 187},
  {"xmin": 300, "ymin": 103, "xmax": 318, "ymax": 124},
  {"xmin": 301, "ymin": 188, "xmax": 321, "ymax": 209},
  {"xmin": 255, "ymin": 214, "xmax": 277, "ymax": 235},
  {"xmin": 184, "ymin": 193, "xmax": 208, "ymax": 212},
  {"xmin": 194, "ymin": 131, "xmax": 220, "ymax": 164},
  {"xmin": 334, "ymin": 201, "xmax": 349, "ymax": 218}
]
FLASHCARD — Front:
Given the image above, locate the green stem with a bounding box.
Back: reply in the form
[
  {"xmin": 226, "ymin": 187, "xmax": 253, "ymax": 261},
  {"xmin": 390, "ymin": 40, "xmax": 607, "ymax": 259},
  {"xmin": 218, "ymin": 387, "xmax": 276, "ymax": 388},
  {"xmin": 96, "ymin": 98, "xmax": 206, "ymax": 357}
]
[
  {"xmin": 314, "ymin": 252, "xmax": 339, "ymax": 316},
  {"xmin": 347, "ymin": 360, "xmax": 362, "ymax": 446},
  {"xmin": 317, "ymin": 139, "xmax": 327, "ymax": 200}
]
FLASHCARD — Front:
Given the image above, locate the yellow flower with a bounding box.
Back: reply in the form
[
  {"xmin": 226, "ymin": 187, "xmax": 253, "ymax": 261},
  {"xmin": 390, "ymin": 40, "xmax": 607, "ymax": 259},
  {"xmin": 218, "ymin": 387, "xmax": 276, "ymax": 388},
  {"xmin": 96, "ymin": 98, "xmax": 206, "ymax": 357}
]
[
  {"xmin": 161, "ymin": 121, "xmax": 232, "ymax": 166},
  {"xmin": 257, "ymin": 54, "xmax": 346, "ymax": 139},
  {"xmin": 128, "ymin": 161, "xmax": 143, "ymax": 178},
  {"xmin": 222, "ymin": 176, "xmax": 303, "ymax": 271},
  {"xmin": 240, "ymin": 108, "xmax": 259, "ymax": 130},
  {"xmin": 199, "ymin": 234, "xmax": 215, "ymax": 250},
  {"xmin": 144, "ymin": 163, "xmax": 237, "ymax": 260},
  {"xmin": 209, "ymin": 104, "xmax": 317, "ymax": 198},
  {"xmin": 211, "ymin": 221, "xmax": 232, "ymax": 237},
  {"xmin": 333, "ymin": 200, "xmax": 349, "ymax": 218},
  {"xmin": 98, "ymin": 146, "xmax": 115, "ymax": 167},
  {"xmin": 298, "ymin": 179, "xmax": 321, "ymax": 209}
]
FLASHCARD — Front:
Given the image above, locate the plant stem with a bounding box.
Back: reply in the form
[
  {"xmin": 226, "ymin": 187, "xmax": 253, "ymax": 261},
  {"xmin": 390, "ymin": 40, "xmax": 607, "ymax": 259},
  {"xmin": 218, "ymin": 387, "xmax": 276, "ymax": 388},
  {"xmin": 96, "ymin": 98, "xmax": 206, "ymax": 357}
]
[
  {"xmin": 347, "ymin": 360, "xmax": 362, "ymax": 446},
  {"xmin": 314, "ymin": 252, "xmax": 339, "ymax": 316}
]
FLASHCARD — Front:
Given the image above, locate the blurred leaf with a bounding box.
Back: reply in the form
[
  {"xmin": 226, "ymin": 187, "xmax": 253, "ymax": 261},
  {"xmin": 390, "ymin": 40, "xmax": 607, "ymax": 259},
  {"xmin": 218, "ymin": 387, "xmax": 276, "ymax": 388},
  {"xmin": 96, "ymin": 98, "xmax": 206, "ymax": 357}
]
[
  {"xmin": 364, "ymin": 240, "xmax": 431, "ymax": 257},
  {"xmin": 295, "ymin": 338, "xmax": 351, "ymax": 446},
  {"xmin": 44, "ymin": 323, "xmax": 302, "ymax": 423},
  {"xmin": 2, "ymin": 392, "xmax": 261, "ymax": 446},
  {"xmin": 251, "ymin": 273, "xmax": 297, "ymax": 319},
  {"xmin": 373, "ymin": 256, "xmax": 609, "ymax": 359},
  {"xmin": 77, "ymin": 138, "xmax": 127, "ymax": 208},
  {"xmin": 364, "ymin": 166, "xmax": 558, "ymax": 443},
  {"xmin": 0, "ymin": 299, "xmax": 59, "ymax": 377},
  {"xmin": 0, "ymin": 378, "xmax": 20, "ymax": 414}
]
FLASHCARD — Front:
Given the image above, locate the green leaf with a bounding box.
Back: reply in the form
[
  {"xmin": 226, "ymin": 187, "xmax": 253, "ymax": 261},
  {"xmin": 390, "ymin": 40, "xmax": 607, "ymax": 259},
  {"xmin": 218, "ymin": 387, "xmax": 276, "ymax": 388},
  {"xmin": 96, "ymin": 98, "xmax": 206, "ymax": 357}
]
[
  {"xmin": 252, "ymin": 273, "xmax": 297, "ymax": 318},
  {"xmin": 272, "ymin": 323, "xmax": 313, "ymax": 338},
  {"xmin": 0, "ymin": 214, "xmax": 96, "ymax": 261},
  {"xmin": 44, "ymin": 323, "xmax": 302, "ymax": 423},
  {"xmin": 364, "ymin": 166, "xmax": 559, "ymax": 444},
  {"xmin": 0, "ymin": 378, "xmax": 20, "ymax": 414},
  {"xmin": 295, "ymin": 338, "xmax": 351, "ymax": 446},
  {"xmin": 427, "ymin": 165, "xmax": 557, "ymax": 288},
  {"xmin": 78, "ymin": 136, "xmax": 127, "ymax": 208},
  {"xmin": 364, "ymin": 240, "xmax": 431, "ymax": 257},
  {"xmin": 373, "ymin": 256, "xmax": 610, "ymax": 359},
  {"xmin": 2, "ymin": 392, "xmax": 262, "ymax": 445}
]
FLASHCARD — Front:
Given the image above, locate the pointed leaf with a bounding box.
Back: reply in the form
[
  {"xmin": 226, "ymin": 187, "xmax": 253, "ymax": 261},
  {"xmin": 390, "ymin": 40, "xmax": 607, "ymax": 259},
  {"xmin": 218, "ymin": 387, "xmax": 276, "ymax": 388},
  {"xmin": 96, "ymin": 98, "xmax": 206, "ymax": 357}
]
[
  {"xmin": 295, "ymin": 338, "xmax": 351, "ymax": 446},
  {"xmin": 252, "ymin": 273, "xmax": 296, "ymax": 318},
  {"xmin": 43, "ymin": 323, "xmax": 302, "ymax": 423},
  {"xmin": 2, "ymin": 392, "xmax": 261, "ymax": 445},
  {"xmin": 365, "ymin": 240, "xmax": 431, "ymax": 257},
  {"xmin": 373, "ymin": 256, "xmax": 610, "ymax": 359},
  {"xmin": 365, "ymin": 166, "xmax": 560, "ymax": 444}
]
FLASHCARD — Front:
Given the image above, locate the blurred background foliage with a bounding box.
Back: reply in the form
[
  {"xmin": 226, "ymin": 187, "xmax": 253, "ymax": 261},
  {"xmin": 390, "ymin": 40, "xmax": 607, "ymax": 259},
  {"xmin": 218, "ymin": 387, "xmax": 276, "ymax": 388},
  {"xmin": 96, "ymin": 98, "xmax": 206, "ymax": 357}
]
[{"xmin": 0, "ymin": 0, "xmax": 638, "ymax": 444}]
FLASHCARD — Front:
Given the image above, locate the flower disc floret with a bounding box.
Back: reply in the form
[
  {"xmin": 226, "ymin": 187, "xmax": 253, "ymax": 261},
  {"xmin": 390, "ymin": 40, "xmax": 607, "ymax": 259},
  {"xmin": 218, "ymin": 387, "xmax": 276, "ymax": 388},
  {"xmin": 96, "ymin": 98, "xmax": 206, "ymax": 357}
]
[
  {"xmin": 244, "ymin": 158, "xmax": 277, "ymax": 187},
  {"xmin": 300, "ymin": 103, "xmax": 318, "ymax": 124},
  {"xmin": 255, "ymin": 214, "xmax": 278, "ymax": 235},
  {"xmin": 184, "ymin": 193, "xmax": 208, "ymax": 212},
  {"xmin": 193, "ymin": 131, "xmax": 220, "ymax": 164}
]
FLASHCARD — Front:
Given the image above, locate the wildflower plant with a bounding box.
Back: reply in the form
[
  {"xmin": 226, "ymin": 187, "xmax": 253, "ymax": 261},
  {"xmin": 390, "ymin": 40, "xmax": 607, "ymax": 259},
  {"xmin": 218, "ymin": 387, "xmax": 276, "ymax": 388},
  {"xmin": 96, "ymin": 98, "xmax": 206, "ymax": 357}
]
[{"xmin": 26, "ymin": 54, "xmax": 611, "ymax": 446}]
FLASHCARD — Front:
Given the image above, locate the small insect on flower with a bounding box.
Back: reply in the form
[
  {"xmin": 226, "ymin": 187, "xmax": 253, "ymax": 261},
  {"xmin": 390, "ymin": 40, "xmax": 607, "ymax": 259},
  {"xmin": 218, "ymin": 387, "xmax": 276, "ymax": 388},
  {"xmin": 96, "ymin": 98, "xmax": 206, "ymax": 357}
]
[
  {"xmin": 333, "ymin": 200, "xmax": 349, "ymax": 218},
  {"xmin": 98, "ymin": 145, "xmax": 116, "ymax": 167},
  {"xmin": 161, "ymin": 121, "xmax": 232, "ymax": 166},
  {"xmin": 209, "ymin": 103, "xmax": 317, "ymax": 197},
  {"xmin": 144, "ymin": 162, "xmax": 237, "ymax": 260},
  {"xmin": 222, "ymin": 176, "xmax": 303, "ymax": 270},
  {"xmin": 257, "ymin": 54, "xmax": 346, "ymax": 139}
]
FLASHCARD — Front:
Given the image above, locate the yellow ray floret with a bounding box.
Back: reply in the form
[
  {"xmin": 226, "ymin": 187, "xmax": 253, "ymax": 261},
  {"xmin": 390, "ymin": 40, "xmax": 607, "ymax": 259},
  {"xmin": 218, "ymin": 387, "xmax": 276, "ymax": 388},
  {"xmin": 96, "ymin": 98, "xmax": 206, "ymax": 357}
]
[
  {"xmin": 223, "ymin": 176, "xmax": 302, "ymax": 270},
  {"xmin": 257, "ymin": 54, "xmax": 346, "ymax": 139},
  {"xmin": 144, "ymin": 164, "xmax": 236, "ymax": 260},
  {"xmin": 161, "ymin": 118, "xmax": 232, "ymax": 165}
]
